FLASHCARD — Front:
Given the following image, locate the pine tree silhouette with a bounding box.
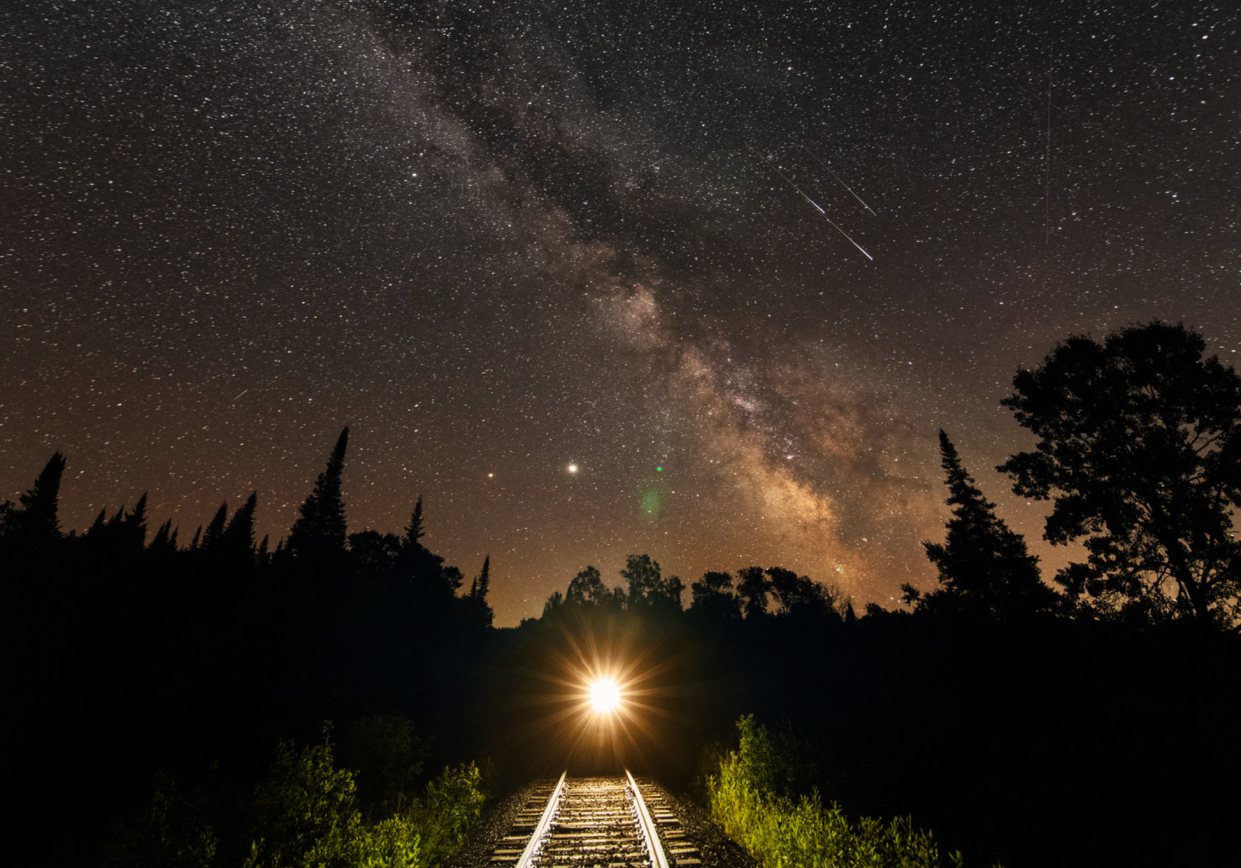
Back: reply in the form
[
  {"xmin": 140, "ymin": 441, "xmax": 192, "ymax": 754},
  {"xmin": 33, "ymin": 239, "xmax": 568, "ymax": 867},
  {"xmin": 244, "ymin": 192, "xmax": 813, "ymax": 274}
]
[
  {"xmin": 86, "ymin": 496, "xmax": 148, "ymax": 556},
  {"xmin": 471, "ymin": 555, "xmax": 491, "ymax": 599},
  {"xmin": 148, "ymin": 520, "xmax": 178, "ymax": 556},
  {"xmin": 201, "ymin": 502, "xmax": 229, "ymax": 553},
  {"xmin": 404, "ymin": 495, "xmax": 425, "ymax": 548},
  {"xmin": 220, "ymin": 491, "xmax": 257, "ymax": 564},
  {"xmin": 287, "ymin": 427, "xmax": 350, "ymax": 564},
  {"xmin": 7, "ymin": 451, "xmax": 67, "ymax": 544},
  {"xmin": 124, "ymin": 494, "xmax": 149, "ymax": 552},
  {"xmin": 904, "ymin": 430, "xmax": 1060, "ymax": 620}
]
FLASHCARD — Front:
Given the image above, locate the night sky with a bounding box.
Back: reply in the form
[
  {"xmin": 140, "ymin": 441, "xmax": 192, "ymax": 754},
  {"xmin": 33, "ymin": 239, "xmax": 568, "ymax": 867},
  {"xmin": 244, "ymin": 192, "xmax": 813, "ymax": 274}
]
[{"xmin": 3, "ymin": 0, "xmax": 1238, "ymax": 625}]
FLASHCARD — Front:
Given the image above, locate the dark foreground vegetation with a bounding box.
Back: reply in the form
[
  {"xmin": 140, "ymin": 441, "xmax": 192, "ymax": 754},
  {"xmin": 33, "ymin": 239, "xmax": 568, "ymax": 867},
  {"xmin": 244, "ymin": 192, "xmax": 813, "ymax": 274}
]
[
  {"xmin": 104, "ymin": 724, "xmax": 486, "ymax": 868},
  {"xmin": 3, "ymin": 322, "xmax": 1240, "ymax": 868},
  {"xmin": 702, "ymin": 716, "xmax": 964, "ymax": 868}
]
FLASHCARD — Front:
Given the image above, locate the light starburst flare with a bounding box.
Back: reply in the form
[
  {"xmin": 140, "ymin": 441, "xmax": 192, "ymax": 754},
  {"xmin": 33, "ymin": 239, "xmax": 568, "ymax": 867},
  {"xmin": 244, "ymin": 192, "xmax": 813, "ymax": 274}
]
[{"xmin": 587, "ymin": 676, "xmax": 623, "ymax": 714}]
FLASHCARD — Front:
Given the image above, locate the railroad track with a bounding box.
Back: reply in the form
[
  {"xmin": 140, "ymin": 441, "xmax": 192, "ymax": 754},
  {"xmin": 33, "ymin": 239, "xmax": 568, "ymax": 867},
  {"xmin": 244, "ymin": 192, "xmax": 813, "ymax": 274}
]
[{"xmin": 489, "ymin": 770, "xmax": 702, "ymax": 868}]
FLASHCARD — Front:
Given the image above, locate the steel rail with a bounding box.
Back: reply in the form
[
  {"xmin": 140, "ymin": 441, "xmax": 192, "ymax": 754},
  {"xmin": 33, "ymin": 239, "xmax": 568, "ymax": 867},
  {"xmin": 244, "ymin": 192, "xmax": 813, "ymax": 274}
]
[
  {"xmin": 625, "ymin": 769, "xmax": 671, "ymax": 868},
  {"xmin": 513, "ymin": 769, "xmax": 567, "ymax": 868}
]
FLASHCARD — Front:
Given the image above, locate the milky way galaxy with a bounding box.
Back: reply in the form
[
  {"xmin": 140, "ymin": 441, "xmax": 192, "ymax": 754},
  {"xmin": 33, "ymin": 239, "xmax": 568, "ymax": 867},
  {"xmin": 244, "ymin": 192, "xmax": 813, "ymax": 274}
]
[{"xmin": 3, "ymin": 0, "xmax": 1238, "ymax": 623}]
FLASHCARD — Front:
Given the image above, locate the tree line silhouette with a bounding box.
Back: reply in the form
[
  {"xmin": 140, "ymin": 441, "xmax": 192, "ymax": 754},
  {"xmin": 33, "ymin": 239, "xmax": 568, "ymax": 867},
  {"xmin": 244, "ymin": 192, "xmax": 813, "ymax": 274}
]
[
  {"xmin": 3, "ymin": 321, "xmax": 1240, "ymax": 868},
  {"xmin": 1, "ymin": 426, "xmax": 497, "ymax": 868},
  {"xmin": 1, "ymin": 427, "xmax": 491, "ymax": 622}
]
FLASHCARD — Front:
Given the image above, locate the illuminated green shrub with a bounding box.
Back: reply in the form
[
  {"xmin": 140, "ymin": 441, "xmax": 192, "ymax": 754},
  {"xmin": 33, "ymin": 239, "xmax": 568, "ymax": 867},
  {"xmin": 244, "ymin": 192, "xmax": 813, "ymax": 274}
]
[
  {"xmin": 103, "ymin": 771, "xmax": 216, "ymax": 868},
  {"xmin": 244, "ymin": 731, "xmax": 422, "ymax": 868},
  {"xmin": 110, "ymin": 725, "xmax": 486, "ymax": 868},
  {"xmin": 706, "ymin": 715, "xmax": 971, "ymax": 868},
  {"xmin": 411, "ymin": 762, "xmax": 488, "ymax": 868}
]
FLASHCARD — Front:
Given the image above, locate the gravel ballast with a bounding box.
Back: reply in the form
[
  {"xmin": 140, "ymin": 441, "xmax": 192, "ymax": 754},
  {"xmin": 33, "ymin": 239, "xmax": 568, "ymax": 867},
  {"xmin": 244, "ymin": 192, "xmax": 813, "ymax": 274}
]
[{"xmin": 447, "ymin": 776, "xmax": 760, "ymax": 868}]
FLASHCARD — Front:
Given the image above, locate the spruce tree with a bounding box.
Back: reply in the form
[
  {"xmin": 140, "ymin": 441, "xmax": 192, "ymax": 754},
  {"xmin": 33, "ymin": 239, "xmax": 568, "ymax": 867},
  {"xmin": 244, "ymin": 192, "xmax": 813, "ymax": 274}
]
[
  {"xmin": 89, "ymin": 508, "xmax": 108, "ymax": 536},
  {"xmin": 201, "ymin": 502, "xmax": 229, "ymax": 553},
  {"xmin": 904, "ymin": 430, "xmax": 1059, "ymax": 620},
  {"xmin": 472, "ymin": 555, "xmax": 490, "ymax": 600},
  {"xmin": 124, "ymin": 494, "xmax": 148, "ymax": 551},
  {"xmin": 3, "ymin": 451, "xmax": 67, "ymax": 547},
  {"xmin": 148, "ymin": 520, "xmax": 177, "ymax": 556},
  {"xmin": 221, "ymin": 491, "xmax": 258, "ymax": 563},
  {"xmin": 404, "ymin": 496, "xmax": 425, "ymax": 548},
  {"xmin": 464, "ymin": 555, "xmax": 494, "ymax": 627},
  {"xmin": 287, "ymin": 427, "xmax": 350, "ymax": 563},
  {"xmin": 396, "ymin": 495, "xmax": 455, "ymax": 593}
]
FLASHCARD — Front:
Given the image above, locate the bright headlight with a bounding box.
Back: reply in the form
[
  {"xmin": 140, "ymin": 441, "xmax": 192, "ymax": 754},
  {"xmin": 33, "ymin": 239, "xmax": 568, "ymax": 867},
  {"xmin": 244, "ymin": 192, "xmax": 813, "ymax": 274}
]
[{"xmin": 587, "ymin": 676, "xmax": 622, "ymax": 714}]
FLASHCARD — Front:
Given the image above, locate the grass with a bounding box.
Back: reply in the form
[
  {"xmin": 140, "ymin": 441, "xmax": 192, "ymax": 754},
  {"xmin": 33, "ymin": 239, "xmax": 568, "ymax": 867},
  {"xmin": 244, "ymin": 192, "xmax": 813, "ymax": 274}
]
[{"xmin": 703, "ymin": 715, "xmax": 977, "ymax": 868}]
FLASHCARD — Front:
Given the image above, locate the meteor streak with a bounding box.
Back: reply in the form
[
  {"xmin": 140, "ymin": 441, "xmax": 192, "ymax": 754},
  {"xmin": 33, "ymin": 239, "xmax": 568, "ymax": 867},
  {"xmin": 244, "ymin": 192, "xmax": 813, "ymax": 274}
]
[
  {"xmin": 772, "ymin": 165, "xmax": 874, "ymax": 261},
  {"xmin": 799, "ymin": 145, "xmax": 878, "ymax": 215}
]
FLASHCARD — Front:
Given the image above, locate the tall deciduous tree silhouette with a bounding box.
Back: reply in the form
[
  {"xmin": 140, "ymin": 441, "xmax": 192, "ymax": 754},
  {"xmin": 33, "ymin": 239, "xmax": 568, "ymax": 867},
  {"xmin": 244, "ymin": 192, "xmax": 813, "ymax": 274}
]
[
  {"xmin": 621, "ymin": 554, "xmax": 683, "ymax": 611},
  {"xmin": 690, "ymin": 571, "xmax": 743, "ymax": 620},
  {"xmin": 999, "ymin": 323, "xmax": 1241, "ymax": 629},
  {"xmin": 736, "ymin": 566, "xmax": 770, "ymax": 619},
  {"xmin": 287, "ymin": 427, "xmax": 350, "ymax": 564},
  {"xmin": 622, "ymin": 554, "xmax": 663, "ymax": 606},
  {"xmin": 348, "ymin": 530, "xmax": 401, "ymax": 577},
  {"xmin": 565, "ymin": 565, "xmax": 610, "ymax": 606},
  {"xmin": 766, "ymin": 567, "xmax": 840, "ymax": 620},
  {"xmin": 904, "ymin": 431, "xmax": 1057, "ymax": 620}
]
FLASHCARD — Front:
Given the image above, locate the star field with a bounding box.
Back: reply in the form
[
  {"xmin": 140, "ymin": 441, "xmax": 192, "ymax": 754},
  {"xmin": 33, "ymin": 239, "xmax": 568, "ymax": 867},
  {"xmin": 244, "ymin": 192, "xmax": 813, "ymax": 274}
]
[{"xmin": 3, "ymin": 0, "xmax": 1239, "ymax": 624}]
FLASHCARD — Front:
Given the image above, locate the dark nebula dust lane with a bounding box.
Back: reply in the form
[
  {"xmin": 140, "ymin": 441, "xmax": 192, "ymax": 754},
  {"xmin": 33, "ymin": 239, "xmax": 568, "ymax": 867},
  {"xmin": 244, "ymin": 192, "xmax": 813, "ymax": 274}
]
[{"xmin": 3, "ymin": 0, "xmax": 1239, "ymax": 623}]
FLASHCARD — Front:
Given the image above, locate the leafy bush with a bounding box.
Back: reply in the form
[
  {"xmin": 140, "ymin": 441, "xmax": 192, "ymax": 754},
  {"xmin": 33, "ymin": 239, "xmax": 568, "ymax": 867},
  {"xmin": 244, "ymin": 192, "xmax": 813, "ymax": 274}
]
[
  {"xmin": 413, "ymin": 762, "xmax": 488, "ymax": 867},
  {"xmin": 108, "ymin": 724, "xmax": 486, "ymax": 868},
  {"xmin": 244, "ymin": 727, "xmax": 489, "ymax": 868},
  {"xmin": 705, "ymin": 715, "xmax": 970, "ymax": 868},
  {"xmin": 103, "ymin": 771, "xmax": 216, "ymax": 868},
  {"xmin": 346, "ymin": 712, "xmax": 429, "ymax": 818},
  {"xmin": 244, "ymin": 727, "xmax": 422, "ymax": 868},
  {"xmin": 244, "ymin": 728, "xmax": 487, "ymax": 868}
]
